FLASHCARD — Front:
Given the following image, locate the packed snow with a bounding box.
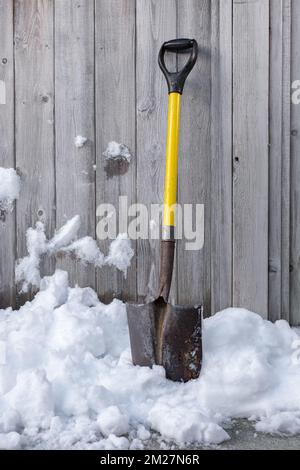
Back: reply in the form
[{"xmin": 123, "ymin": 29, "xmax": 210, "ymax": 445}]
[
  {"xmin": 0, "ymin": 168, "xmax": 21, "ymax": 212},
  {"xmin": 74, "ymin": 135, "xmax": 87, "ymax": 148},
  {"xmin": 15, "ymin": 216, "xmax": 134, "ymax": 292},
  {"xmin": 61, "ymin": 237, "xmax": 105, "ymax": 267},
  {"xmin": 1, "ymin": 271, "xmax": 300, "ymax": 449},
  {"xmin": 105, "ymin": 233, "xmax": 134, "ymax": 278},
  {"xmin": 103, "ymin": 141, "xmax": 132, "ymax": 162}
]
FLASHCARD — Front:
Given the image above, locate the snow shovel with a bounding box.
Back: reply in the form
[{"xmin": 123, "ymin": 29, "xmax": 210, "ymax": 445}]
[{"xmin": 127, "ymin": 39, "xmax": 202, "ymax": 382}]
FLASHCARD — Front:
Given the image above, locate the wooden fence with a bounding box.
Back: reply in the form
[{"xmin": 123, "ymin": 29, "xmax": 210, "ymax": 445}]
[{"xmin": 0, "ymin": 0, "xmax": 300, "ymax": 324}]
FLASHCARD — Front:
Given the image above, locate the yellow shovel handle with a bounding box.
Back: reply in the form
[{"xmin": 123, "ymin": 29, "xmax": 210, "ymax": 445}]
[
  {"xmin": 159, "ymin": 38, "xmax": 198, "ymax": 241},
  {"xmin": 163, "ymin": 92, "xmax": 181, "ymax": 236}
]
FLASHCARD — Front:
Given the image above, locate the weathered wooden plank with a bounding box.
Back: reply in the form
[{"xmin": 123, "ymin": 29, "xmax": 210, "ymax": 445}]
[
  {"xmin": 268, "ymin": 0, "xmax": 283, "ymax": 322},
  {"xmin": 210, "ymin": 0, "xmax": 232, "ymax": 314},
  {"xmin": 176, "ymin": 0, "xmax": 211, "ymax": 310},
  {"xmin": 95, "ymin": 0, "xmax": 136, "ymax": 302},
  {"xmin": 232, "ymin": 0, "xmax": 269, "ymax": 317},
  {"xmin": 136, "ymin": 0, "xmax": 177, "ymax": 303},
  {"xmin": 290, "ymin": 0, "xmax": 300, "ymax": 325},
  {"xmin": 280, "ymin": 0, "xmax": 291, "ymax": 323},
  {"xmin": 0, "ymin": 0, "xmax": 15, "ymax": 308},
  {"xmin": 55, "ymin": 0, "xmax": 95, "ymax": 288},
  {"xmin": 15, "ymin": 0, "xmax": 55, "ymax": 302},
  {"xmin": 268, "ymin": 1, "xmax": 291, "ymax": 322}
]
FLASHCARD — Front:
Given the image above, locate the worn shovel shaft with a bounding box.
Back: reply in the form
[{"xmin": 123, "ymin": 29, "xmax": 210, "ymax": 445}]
[{"xmin": 157, "ymin": 240, "xmax": 175, "ymax": 302}]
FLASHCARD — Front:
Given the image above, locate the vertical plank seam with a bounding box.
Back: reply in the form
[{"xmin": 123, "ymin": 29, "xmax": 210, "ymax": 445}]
[
  {"xmin": 267, "ymin": 0, "xmax": 270, "ymax": 316},
  {"xmin": 93, "ymin": 0, "xmax": 97, "ymax": 293},
  {"xmin": 282, "ymin": 0, "xmax": 291, "ymax": 321},
  {"xmin": 267, "ymin": 0, "xmax": 271, "ymax": 319},
  {"xmin": 53, "ymin": 0, "xmax": 57, "ymax": 278},
  {"xmin": 13, "ymin": 0, "xmax": 17, "ymax": 307},
  {"xmin": 134, "ymin": 0, "xmax": 138, "ymax": 302},
  {"xmin": 231, "ymin": 0, "xmax": 234, "ymax": 308}
]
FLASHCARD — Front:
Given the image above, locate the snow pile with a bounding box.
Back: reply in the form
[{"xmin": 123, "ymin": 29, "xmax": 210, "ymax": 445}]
[
  {"xmin": 103, "ymin": 141, "xmax": 132, "ymax": 162},
  {"xmin": 15, "ymin": 216, "xmax": 133, "ymax": 292},
  {"xmin": 74, "ymin": 135, "xmax": 87, "ymax": 148},
  {"xmin": 15, "ymin": 222, "xmax": 48, "ymax": 292},
  {"xmin": 1, "ymin": 278, "xmax": 300, "ymax": 450},
  {"xmin": 0, "ymin": 168, "xmax": 21, "ymax": 212}
]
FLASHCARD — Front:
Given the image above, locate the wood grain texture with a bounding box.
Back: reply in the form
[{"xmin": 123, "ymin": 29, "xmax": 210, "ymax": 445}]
[
  {"xmin": 176, "ymin": 0, "xmax": 211, "ymax": 310},
  {"xmin": 136, "ymin": 0, "xmax": 176, "ymax": 303},
  {"xmin": 232, "ymin": 0, "xmax": 269, "ymax": 317},
  {"xmin": 268, "ymin": 0, "xmax": 291, "ymax": 322},
  {"xmin": 0, "ymin": 0, "xmax": 15, "ymax": 308},
  {"xmin": 268, "ymin": 0, "xmax": 284, "ymax": 322},
  {"xmin": 210, "ymin": 0, "xmax": 232, "ymax": 314},
  {"xmin": 55, "ymin": 0, "xmax": 95, "ymax": 288},
  {"xmin": 1, "ymin": 1, "xmax": 299, "ymax": 324},
  {"xmin": 14, "ymin": 0, "xmax": 55, "ymax": 303},
  {"xmin": 95, "ymin": 0, "xmax": 136, "ymax": 303},
  {"xmin": 280, "ymin": 0, "xmax": 291, "ymax": 323},
  {"xmin": 290, "ymin": 0, "xmax": 300, "ymax": 325}
]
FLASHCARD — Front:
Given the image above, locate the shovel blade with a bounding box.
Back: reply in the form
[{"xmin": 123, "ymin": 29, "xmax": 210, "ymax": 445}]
[{"xmin": 126, "ymin": 299, "xmax": 202, "ymax": 382}]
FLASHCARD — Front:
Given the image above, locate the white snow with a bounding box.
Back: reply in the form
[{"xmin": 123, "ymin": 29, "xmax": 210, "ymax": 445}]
[
  {"xmin": 97, "ymin": 406, "xmax": 129, "ymax": 437},
  {"xmin": 0, "ymin": 168, "xmax": 21, "ymax": 211},
  {"xmin": 0, "ymin": 432, "xmax": 21, "ymax": 450},
  {"xmin": 1, "ymin": 276, "xmax": 300, "ymax": 449},
  {"xmin": 74, "ymin": 135, "xmax": 87, "ymax": 148},
  {"xmin": 15, "ymin": 217, "xmax": 133, "ymax": 291},
  {"xmin": 61, "ymin": 237, "xmax": 105, "ymax": 267},
  {"xmin": 105, "ymin": 233, "xmax": 134, "ymax": 278},
  {"xmin": 47, "ymin": 215, "xmax": 80, "ymax": 252},
  {"xmin": 103, "ymin": 141, "xmax": 132, "ymax": 162},
  {"xmin": 15, "ymin": 222, "xmax": 47, "ymax": 292},
  {"xmin": 255, "ymin": 412, "xmax": 300, "ymax": 435}
]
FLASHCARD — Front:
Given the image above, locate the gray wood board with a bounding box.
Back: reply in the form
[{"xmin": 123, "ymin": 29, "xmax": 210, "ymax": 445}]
[
  {"xmin": 14, "ymin": 0, "xmax": 55, "ymax": 304},
  {"xmin": 210, "ymin": 0, "xmax": 232, "ymax": 314},
  {"xmin": 268, "ymin": 0, "xmax": 291, "ymax": 322},
  {"xmin": 136, "ymin": 0, "xmax": 177, "ymax": 303},
  {"xmin": 0, "ymin": 0, "xmax": 15, "ymax": 308},
  {"xmin": 232, "ymin": 0, "xmax": 269, "ymax": 317},
  {"xmin": 290, "ymin": 0, "xmax": 300, "ymax": 325},
  {"xmin": 95, "ymin": 0, "xmax": 136, "ymax": 303},
  {"xmin": 176, "ymin": 0, "xmax": 211, "ymax": 310},
  {"xmin": 55, "ymin": 0, "xmax": 96, "ymax": 288}
]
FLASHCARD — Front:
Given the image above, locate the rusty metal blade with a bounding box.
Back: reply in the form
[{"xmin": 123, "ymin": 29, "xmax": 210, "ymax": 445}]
[{"xmin": 127, "ymin": 299, "xmax": 202, "ymax": 382}]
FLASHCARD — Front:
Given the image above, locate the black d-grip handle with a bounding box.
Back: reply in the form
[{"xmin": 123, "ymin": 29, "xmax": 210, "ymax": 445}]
[{"xmin": 158, "ymin": 38, "xmax": 198, "ymax": 94}]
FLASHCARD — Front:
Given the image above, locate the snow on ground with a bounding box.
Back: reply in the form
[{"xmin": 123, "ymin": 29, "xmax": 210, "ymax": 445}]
[
  {"xmin": 0, "ymin": 168, "xmax": 21, "ymax": 212},
  {"xmin": 1, "ymin": 270, "xmax": 300, "ymax": 449},
  {"xmin": 15, "ymin": 216, "xmax": 133, "ymax": 292},
  {"xmin": 103, "ymin": 141, "xmax": 132, "ymax": 162}
]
